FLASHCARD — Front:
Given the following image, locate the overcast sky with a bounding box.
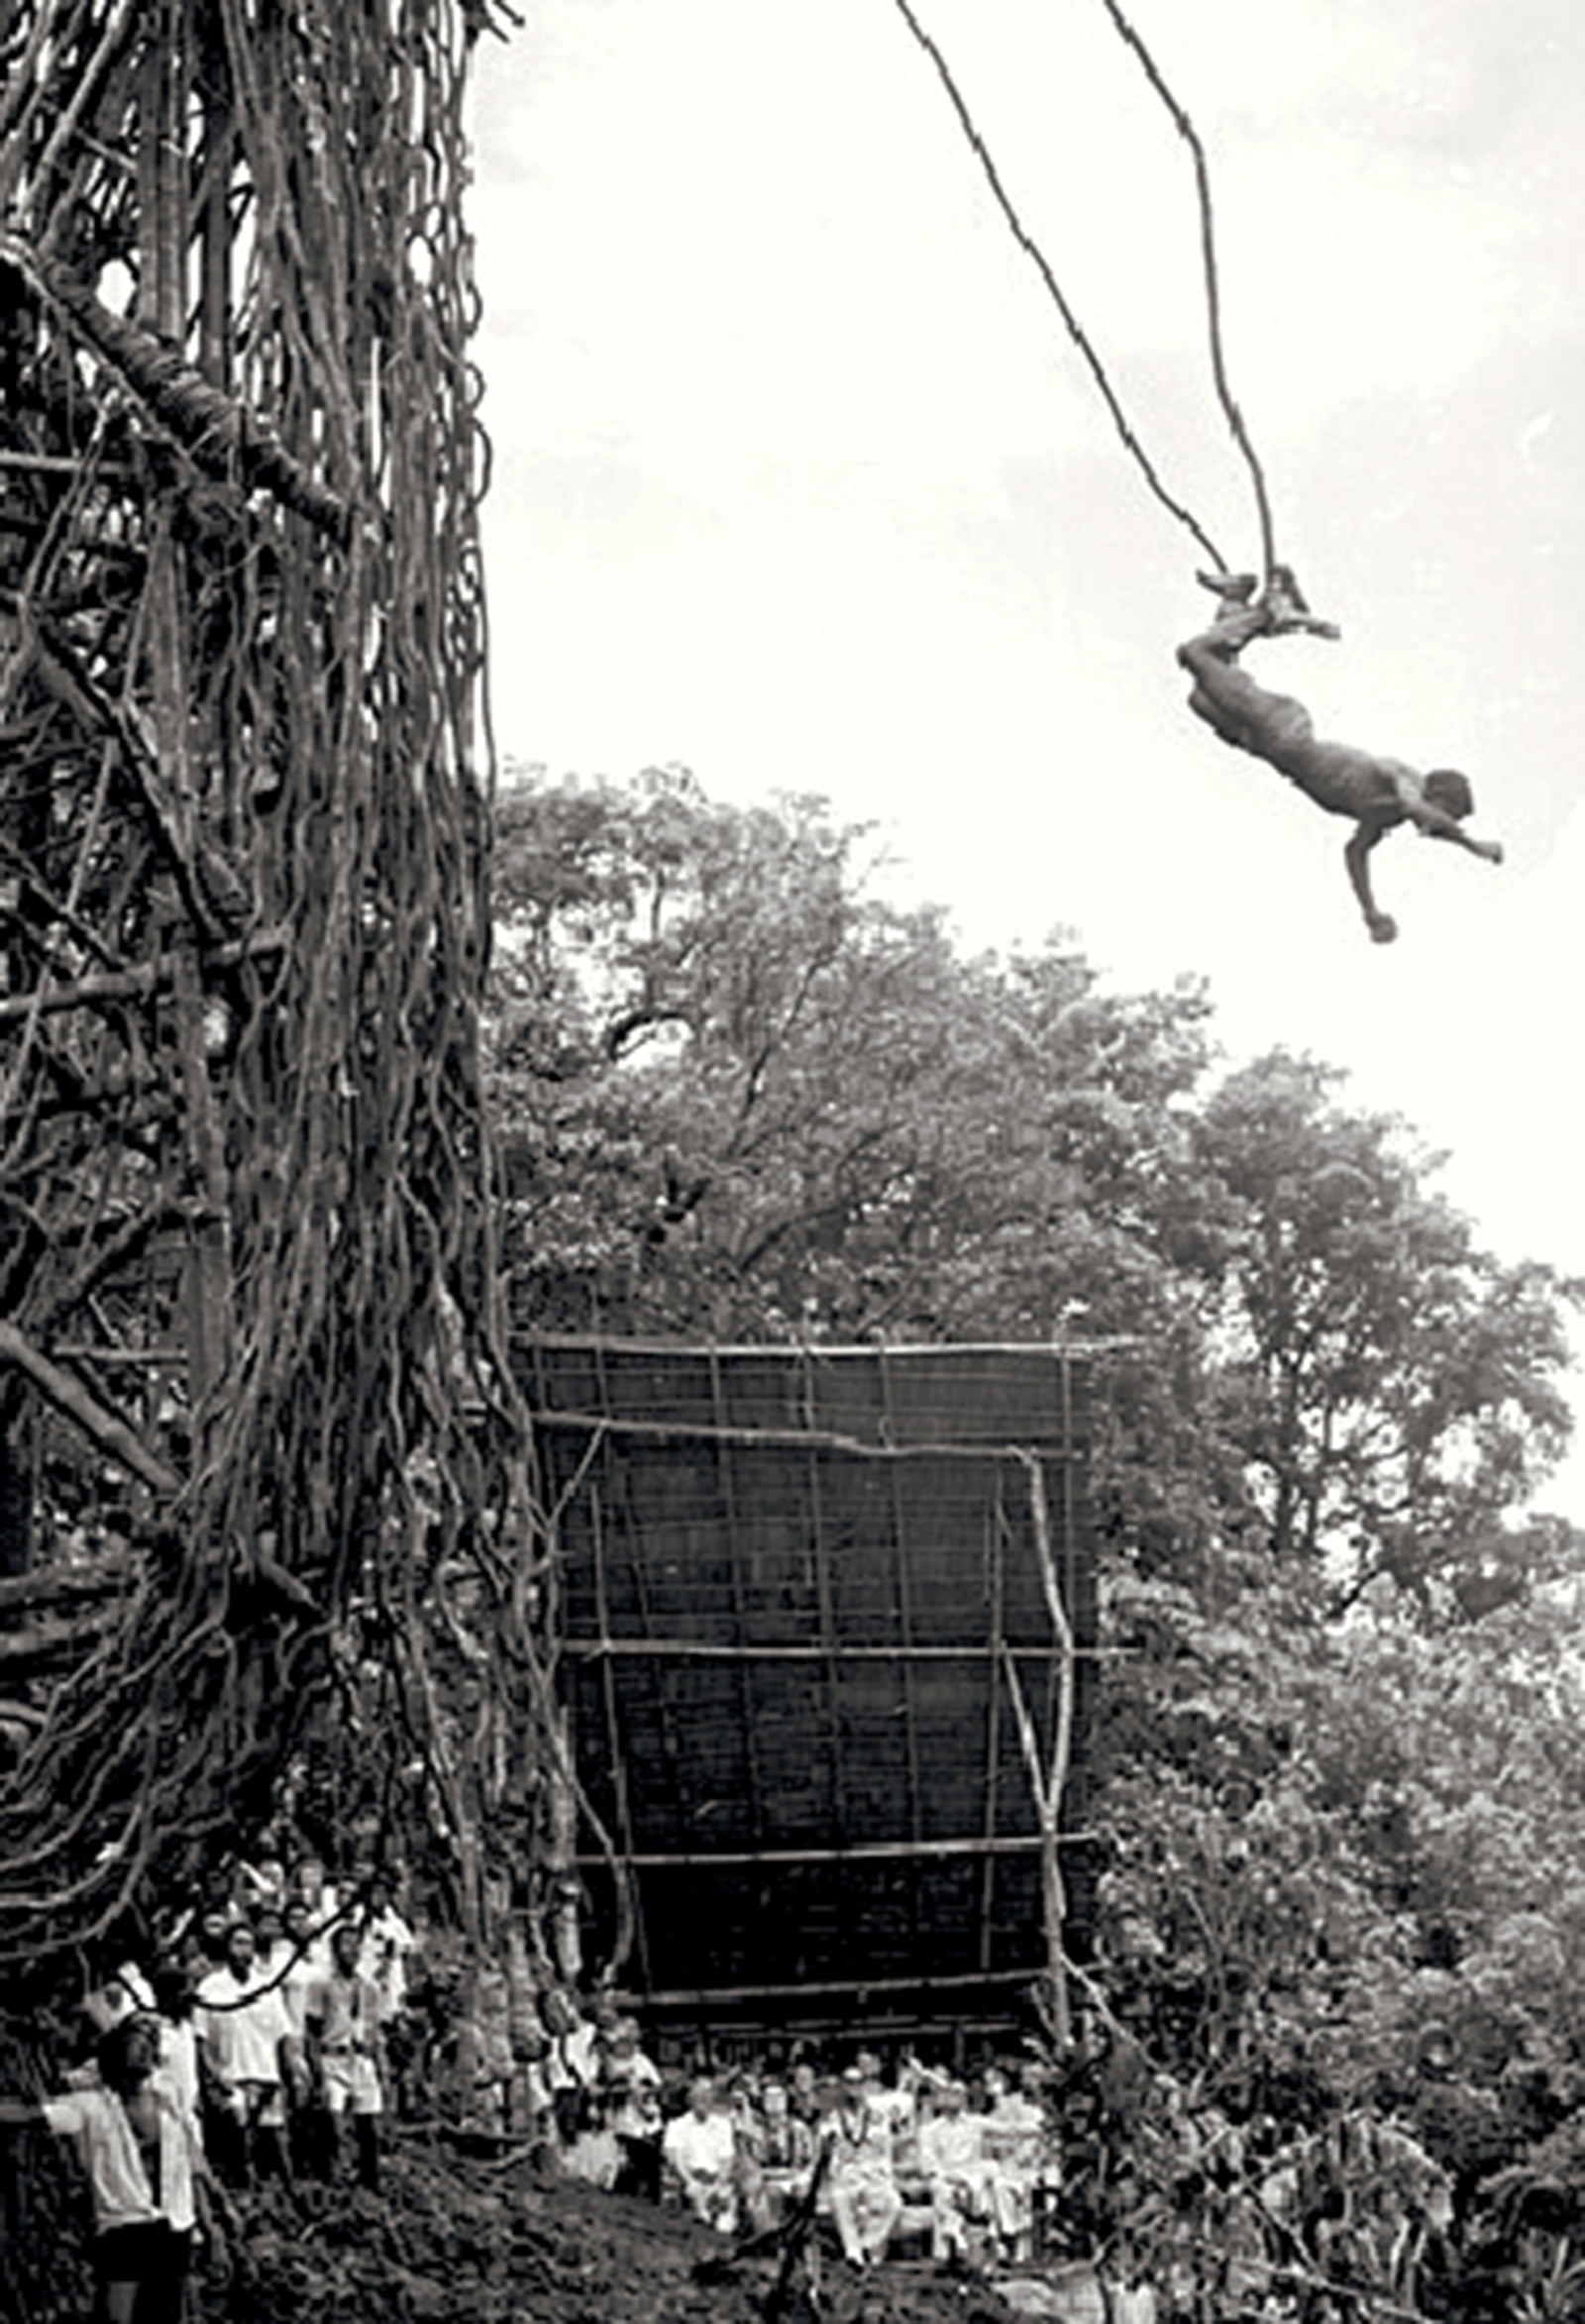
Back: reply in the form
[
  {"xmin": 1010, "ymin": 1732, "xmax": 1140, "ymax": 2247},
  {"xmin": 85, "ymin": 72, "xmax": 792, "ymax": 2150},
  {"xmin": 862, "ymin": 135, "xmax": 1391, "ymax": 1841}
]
[{"xmin": 467, "ymin": 0, "xmax": 1585, "ymax": 1511}]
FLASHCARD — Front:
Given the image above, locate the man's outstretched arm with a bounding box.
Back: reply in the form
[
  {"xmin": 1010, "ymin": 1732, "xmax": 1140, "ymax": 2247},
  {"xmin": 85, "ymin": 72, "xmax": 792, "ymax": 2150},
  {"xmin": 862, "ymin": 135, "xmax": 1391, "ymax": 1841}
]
[
  {"xmin": 1388, "ymin": 774, "xmax": 1505, "ymax": 861},
  {"xmin": 1344, "ymin": 820, "xmax": 1399, "ymax": 945}
]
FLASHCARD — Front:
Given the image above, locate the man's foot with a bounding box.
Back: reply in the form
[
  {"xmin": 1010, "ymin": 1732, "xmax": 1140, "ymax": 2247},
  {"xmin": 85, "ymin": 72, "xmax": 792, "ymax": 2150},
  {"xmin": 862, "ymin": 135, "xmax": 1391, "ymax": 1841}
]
[
  {"xmin": 1197, "ymin": 568, "xmax": 1258, "ymax": 613},
  {"xmin": 1269, "ymin": 608, "xmax": 1341, "ymax": 641}
]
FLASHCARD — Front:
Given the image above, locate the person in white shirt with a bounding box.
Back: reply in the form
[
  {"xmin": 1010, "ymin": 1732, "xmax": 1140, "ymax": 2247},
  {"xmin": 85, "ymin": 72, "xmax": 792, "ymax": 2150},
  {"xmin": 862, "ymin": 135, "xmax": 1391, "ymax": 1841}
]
[
  {"xmin": 305, "ymin": 1922, "xmax": 385, "ymax": 2190},
  {"xmin": 194, "ymin": 1920, "xmax": 305, "ymax": 2183},
  {"xmin": 357, "ymin": 1874, "xmax": 419, "ymax": 2021},
  {"xmin": 661, "ymin": 2075, "xmax": 740, "ymax": 2233},
  {"xmin": 917, "ymin": 2078, "xmax": 995, "ymax": 2265},
  {"xmin": 826, "ymin": 2066, "xmax": 903, "ymax": 2268},
  {"xmin": 0, "ymin": 2013, "xmax": 204, "ymax": 2324},
  {"xmin": 980, "ymin": 2062, "xmax": 1050, "ymax": 2263}
]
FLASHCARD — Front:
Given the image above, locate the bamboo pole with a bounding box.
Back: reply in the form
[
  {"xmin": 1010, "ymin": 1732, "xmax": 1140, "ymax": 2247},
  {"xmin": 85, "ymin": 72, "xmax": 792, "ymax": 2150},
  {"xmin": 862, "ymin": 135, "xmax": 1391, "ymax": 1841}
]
[
  {"xmin": 557, "ymin": 1637, "xmax": 1109, "ymax": 1662},
  {"xmin": 588, "ymin": 1472, "xmax": 644, "ymax": 1983},
  {"xmin": 573, "ymin": 1833, "xmax": 1077, "ymax": 1870},
  {"xmin": 623, "ymin": 1963, "xmax": 1050, "ymax": 2011},
  {"xmin": 709, "ymin": 1343, "xmax": 767, "ymax": 1856}
]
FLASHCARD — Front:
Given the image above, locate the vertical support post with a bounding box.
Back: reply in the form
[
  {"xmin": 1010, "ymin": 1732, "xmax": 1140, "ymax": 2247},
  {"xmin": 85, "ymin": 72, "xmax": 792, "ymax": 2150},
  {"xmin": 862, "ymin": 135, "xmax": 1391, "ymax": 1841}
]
[
  {"xmin": 803, "ymin": 1350, "xmax": 848, "ymax": 1922},
  {"xmin": 589, "ymin": 1474, "xmax": 646, "ymax": 1987},
  {"xmin": 879, "ymin": 1347, "xmax": 926, "ymax": 1957},
  {"xmin": 979, "ymin": 1478, "xmax": 1006, "ymax": 1973},
  {"xmin": 708, "ymin": 1345, "xmax": 766, "ymax": 1854}
]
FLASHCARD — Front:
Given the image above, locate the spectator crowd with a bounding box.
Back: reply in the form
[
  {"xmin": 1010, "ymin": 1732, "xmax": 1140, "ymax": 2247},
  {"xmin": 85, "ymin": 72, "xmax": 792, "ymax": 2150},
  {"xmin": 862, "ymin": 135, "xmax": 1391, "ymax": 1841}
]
[{"xmin": 1, "ymin": 1833, "xmax": 1089, "ymax": 2324}]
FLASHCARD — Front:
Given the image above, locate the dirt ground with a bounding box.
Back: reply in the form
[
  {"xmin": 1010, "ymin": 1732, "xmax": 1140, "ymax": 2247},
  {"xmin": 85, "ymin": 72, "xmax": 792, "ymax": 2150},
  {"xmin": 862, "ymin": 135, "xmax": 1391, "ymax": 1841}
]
[{"xmin": 197, "ymin": 2141, "xmax": 1052, "ymax": 2324}]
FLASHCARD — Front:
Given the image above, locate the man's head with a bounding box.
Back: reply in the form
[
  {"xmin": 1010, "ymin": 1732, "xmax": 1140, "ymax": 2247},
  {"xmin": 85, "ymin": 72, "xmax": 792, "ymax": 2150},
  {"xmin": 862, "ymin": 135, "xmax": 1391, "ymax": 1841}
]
[
  {"xmin": 99, "ymin": 2013, "xmax": 160, "ymax": 2095},
  {"xmin": 1424, "ymin": 769, "xmax": 1475, "ymax": 819},
  {"xmin": 283, "ymin": 1900, "xmax": 313, "ymax": 1952},
  {"xmin": 687, "ymin": 2074, "xmax": 715, "ymax": 2120},
  {"xmin": 254, "ymin": 1904, "xmax": 283, "ymax": 1956},
  {"xmin": 331, "ymin": 1923, "xmax": 361, "ymax": 1975},
  {"xmin": 292, "ymin": 1855, "xmax": 326, "ymax": 1906},
  {"xmin": 199, "ymin": 1908, "xmax": 233, "ymax": 1962},
  {"xmin": 224, "ymin": 1922, "xmax": 256, "ymax": 1978}
]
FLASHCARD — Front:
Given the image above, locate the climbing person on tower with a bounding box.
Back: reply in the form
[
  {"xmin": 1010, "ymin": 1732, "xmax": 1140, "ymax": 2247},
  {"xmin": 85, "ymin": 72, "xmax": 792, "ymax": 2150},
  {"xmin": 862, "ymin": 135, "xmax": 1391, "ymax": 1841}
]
[{"xmin": 1178, "ymin": 568, "xmax": 1504, "ymax": 943}]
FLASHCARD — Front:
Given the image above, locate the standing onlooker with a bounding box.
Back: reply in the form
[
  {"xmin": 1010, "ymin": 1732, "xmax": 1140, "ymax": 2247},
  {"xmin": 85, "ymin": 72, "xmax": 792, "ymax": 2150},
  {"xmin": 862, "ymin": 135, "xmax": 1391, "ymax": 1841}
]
[
  {"xmin": 305, "ymin": 1922, "xmax": 385, "ymax": 2192},
  {"xmin": 358, "ymin": 1873, "xmax": 418, "ymax": 2022},
  {"xmin": 149, "ymin": 1964, "xmax": 202, "ymax": 2130},
  {"xmin": 194, "ymin": 1921, "xmax": 305, "ymax": 2184},
  {"xmin": 0, "ymin": 2013, "xmax": 204, "ymax": 2324}
]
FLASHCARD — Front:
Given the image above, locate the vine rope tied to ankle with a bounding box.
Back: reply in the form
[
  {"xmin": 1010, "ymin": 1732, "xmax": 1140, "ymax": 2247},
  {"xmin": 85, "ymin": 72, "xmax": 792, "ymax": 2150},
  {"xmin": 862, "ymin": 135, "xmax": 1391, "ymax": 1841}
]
[{"xmin": 890, "ymin": 0, "xmax": 1281, "ymax": 594}]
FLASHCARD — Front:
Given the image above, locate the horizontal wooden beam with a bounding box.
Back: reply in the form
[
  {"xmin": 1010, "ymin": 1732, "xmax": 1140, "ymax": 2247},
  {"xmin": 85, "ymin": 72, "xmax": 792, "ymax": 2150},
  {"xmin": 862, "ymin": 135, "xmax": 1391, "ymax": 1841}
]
[
  {"xmin": 575, "ymin": 1831, "xmax": 1092, "ymax": 1870},
  {"xmin": 618, "ymin": 1964, "xmax": 1045, "ymax": 2009},
  {"xmin": 539, "ymin": 1408, "xmax": 1075, "ymax": 1465},
  {"xmin": 560, "ymin": 1637, "xmax": 1100, "ymax": 1662}
]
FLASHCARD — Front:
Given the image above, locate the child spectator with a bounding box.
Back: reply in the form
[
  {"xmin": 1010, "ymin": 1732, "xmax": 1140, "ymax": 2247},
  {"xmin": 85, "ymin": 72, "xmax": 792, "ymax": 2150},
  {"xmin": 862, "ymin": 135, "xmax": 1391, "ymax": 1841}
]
[
  {"xmin": 560, "ymin": 2088, "xmax": 621, "ymax": 2189},
  {"xmin": 600, "ymin": 2018, "xmax": 664, "ymax": 2201}
]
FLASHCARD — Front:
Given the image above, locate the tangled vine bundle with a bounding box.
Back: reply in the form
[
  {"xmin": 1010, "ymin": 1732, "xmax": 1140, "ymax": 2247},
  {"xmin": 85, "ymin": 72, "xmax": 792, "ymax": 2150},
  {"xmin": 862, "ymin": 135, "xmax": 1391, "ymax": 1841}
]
[{"xmin": 0, "ymin": 0, "xmax": 546, "ymax": 1980}]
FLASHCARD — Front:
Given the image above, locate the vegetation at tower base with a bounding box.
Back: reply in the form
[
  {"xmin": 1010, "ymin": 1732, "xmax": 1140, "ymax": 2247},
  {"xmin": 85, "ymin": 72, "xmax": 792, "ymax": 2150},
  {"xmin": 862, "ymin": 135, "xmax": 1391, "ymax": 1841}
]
[{"xmin": 0, "ymin": 4, "xmax": 544, "ymax": 1983}]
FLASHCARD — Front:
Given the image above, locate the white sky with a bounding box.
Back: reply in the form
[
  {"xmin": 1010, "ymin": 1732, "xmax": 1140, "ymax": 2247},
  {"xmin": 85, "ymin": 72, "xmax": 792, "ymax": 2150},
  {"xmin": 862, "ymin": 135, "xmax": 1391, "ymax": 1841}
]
[{"xmin": 467, "ymin": 0, "xmax": 1585, "ymax": 1515}]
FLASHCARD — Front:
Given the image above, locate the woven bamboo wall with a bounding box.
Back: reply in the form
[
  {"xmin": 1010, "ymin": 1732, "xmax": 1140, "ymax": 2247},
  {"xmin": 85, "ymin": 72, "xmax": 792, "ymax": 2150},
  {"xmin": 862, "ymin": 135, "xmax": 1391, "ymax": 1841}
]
[{"xmin": 521, "ymin": 1339, "xmax": 1097, "ymax": 2033}]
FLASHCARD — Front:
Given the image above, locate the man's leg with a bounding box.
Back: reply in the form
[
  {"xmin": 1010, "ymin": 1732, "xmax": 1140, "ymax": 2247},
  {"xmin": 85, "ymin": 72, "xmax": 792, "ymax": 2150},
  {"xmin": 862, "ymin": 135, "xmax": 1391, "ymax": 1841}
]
[
  {"xmin": 829, "ymin": 2180, "xmax": 867, "ymax": 2265},
  {"xmin": 354, "ymin": 2111, "xmax": 380, "ymax": 2193},
  {"xmin": 1178, "ymin": 626, "xmax": 1293, "ymax": 753}
]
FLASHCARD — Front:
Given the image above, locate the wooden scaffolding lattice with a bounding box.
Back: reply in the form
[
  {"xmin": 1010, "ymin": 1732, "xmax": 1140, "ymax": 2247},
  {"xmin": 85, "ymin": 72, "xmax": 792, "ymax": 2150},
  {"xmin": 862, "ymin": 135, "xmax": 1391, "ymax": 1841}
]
[
  {"xmin": 525, "ymin": 1338, "xmax": 1098, "ymax": 2043},
  {"xmin": 0, "ymin": 1, "xmax": 535, "ymax": 1970}
]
